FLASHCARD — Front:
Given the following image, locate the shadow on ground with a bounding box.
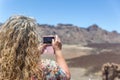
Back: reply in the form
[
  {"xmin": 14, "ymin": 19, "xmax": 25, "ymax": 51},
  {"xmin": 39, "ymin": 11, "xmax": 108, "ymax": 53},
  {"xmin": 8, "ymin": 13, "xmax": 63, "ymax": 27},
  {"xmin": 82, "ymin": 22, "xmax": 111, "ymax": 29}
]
[{"xmin": 66, "ymin": 52, "xmax": 120, "ymax": 73}]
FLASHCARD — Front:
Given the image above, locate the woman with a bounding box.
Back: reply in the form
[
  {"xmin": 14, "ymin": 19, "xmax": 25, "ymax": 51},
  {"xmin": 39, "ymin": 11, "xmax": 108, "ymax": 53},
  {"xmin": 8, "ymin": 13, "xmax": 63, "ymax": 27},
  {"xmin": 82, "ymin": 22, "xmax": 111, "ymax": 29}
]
[{"xmin": 0, "ymin": 15, "xmax": 70, "ymax": 80}]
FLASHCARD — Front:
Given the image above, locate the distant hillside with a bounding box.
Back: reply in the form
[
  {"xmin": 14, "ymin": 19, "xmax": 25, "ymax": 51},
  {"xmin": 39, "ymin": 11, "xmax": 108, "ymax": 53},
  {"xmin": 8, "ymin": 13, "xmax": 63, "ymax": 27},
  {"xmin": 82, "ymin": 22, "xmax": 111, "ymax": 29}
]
[
  {"xmin": 1, "ymin": 23, "xmax": 120, "ymax": 44},
  {"xmin": 0, "ymin": 23, "xmax": 2, "ymax": 26},
  {"xmin": 37, "ymin": 24, "xmax": 120, "ymax": 44}
]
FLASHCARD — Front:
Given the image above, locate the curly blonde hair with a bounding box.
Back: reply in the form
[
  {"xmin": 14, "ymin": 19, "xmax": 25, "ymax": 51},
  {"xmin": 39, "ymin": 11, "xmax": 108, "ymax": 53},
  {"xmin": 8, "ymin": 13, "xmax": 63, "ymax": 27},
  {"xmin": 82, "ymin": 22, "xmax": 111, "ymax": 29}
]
[{"xmin": 0, "ymin": 15, "xmax": 43, "ymax": 80}]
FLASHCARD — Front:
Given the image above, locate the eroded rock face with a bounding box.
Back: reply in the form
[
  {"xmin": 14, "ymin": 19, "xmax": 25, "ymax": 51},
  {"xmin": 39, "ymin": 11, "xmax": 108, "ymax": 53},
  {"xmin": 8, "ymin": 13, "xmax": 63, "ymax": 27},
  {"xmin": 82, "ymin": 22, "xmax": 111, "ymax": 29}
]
[
  {"xmin": 102, "ymin": 63, "xmax": 120, "ymax": 80},
  {"xmin": 0, "ymin": 23, "xmax": 2, "ymax": 26},
  {"xmin": 0, "ymin": 23, "xmax": 2, "ymax": 29},
  {"xmin": 1, "ymin": 22, "xmax": 120, "ymax": 44},
  {"xmin": 37, "ymin": 24, "xmax": 120, "ymax": 45}
]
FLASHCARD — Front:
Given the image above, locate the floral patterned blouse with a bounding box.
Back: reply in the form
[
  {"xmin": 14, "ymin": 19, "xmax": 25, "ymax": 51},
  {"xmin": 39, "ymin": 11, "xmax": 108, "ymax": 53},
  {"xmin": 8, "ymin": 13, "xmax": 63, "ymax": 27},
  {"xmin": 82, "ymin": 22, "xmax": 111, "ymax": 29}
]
[
  {"xmin": 35, "ymin": 59, "xmax": 67, "ymax": 80},
  {"xmin": 41, "ymin": 59, "xmax": 67, "ymax": 80}
]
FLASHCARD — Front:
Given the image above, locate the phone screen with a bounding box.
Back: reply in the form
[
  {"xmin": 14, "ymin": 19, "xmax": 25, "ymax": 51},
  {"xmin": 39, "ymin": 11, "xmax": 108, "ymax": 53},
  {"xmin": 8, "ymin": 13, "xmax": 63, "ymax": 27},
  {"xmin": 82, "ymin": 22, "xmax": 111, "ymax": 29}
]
[{"xmin": 43, "ymin": 37, "xmax": 55, "ymax": 44}]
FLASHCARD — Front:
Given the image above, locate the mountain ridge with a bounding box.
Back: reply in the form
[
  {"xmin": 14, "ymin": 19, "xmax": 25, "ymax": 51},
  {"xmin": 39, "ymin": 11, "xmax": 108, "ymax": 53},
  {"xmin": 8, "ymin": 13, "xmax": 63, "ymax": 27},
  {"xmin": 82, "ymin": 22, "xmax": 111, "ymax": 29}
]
[
  {"xmin": 37, "ymin": 23, "xmax": 120, "ymax": 44},
  {"xmin": 0, "ymin": 23, "xmax": 120, "ymax": 44}
]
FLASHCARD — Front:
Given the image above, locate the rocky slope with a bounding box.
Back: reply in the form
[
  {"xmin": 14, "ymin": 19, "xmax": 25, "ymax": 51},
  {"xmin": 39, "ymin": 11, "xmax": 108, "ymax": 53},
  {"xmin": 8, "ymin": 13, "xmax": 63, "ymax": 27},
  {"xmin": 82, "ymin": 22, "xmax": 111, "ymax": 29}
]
[
  {"xmin": 1, "ymin": 23, "xmax": 120, "ymax": 44},
  {"xmin": 37, "ymin": 24, "xmax": 120, "ymax": 44}
]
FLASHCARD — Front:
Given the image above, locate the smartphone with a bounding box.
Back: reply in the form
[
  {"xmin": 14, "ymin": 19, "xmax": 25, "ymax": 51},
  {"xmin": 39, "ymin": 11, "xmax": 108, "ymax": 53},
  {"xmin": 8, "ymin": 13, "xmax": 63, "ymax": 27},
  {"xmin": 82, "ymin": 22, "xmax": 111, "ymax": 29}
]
[
  {"xmin": 43, "ymin": 36, "xmax": 55, "ymax": 44},
  {"xmin": 43, "ymin": 36, "xmax": 55, "ymax": 54}
]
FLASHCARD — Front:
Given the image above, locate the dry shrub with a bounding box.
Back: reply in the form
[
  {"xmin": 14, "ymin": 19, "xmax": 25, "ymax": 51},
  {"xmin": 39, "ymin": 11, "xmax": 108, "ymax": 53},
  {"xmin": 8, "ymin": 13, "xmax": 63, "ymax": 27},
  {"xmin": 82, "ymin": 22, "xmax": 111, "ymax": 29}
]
[{"xmin": 102, "ymin": 63, "xmax": 120, "ymax": 80}]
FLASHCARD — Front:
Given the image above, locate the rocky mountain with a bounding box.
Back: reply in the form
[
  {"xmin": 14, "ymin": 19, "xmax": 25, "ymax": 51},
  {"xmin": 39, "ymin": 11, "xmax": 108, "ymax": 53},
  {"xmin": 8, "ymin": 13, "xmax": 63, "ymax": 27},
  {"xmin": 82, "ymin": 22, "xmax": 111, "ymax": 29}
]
[
  {"xmin": 0, "ymin": 23, "xmax": 2, "ymax": 26},
  {"xmin": 1, "ymin": 23, "xmax": 120, "ymax": 44},
  {"xmin": 37, "ymin": 24, "xmax": 120, "ymax": 44}
]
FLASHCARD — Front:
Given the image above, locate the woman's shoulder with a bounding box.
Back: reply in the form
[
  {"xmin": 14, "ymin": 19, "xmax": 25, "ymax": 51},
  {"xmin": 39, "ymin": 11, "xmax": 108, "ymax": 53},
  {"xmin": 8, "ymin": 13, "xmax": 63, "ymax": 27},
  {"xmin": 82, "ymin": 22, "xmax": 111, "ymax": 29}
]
[{"xmin": 41, "ymin": 59, "xmax": 67, "ymax": 80}]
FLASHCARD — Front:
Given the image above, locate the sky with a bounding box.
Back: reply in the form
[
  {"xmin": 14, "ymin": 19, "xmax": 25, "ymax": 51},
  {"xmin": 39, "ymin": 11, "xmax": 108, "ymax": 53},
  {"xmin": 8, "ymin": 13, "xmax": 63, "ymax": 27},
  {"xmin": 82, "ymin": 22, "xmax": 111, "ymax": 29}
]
[{"xmin": 0, "ymin": 0, "xmax": 120, "ymax": 32}]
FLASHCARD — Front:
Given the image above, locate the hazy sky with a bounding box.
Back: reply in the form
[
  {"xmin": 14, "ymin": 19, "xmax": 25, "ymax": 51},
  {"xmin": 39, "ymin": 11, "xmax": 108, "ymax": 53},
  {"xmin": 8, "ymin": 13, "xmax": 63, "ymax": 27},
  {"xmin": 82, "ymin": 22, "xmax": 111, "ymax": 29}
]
[{"xmin": 0, "ymin": 0, "xmax": 120, "ymax": 32}]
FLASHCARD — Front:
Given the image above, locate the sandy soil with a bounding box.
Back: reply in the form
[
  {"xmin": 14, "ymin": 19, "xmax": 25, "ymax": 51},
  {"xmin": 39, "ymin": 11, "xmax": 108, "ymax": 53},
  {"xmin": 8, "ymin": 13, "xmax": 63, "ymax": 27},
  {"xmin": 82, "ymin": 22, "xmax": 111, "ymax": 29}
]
[{"xmin": 41, "ymin": 44, "xmax": 120, "ymax": 80}]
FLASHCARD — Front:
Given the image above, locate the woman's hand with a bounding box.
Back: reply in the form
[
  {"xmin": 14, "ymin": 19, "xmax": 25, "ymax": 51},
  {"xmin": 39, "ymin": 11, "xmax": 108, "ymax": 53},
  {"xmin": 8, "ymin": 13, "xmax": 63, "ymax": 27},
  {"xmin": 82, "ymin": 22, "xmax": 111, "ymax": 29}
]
[
  {"xmin": 52, "ymin": 35, "xmax": 71, "ymax": 79},
  {"xmin": 52, "ymin": 35, "xmax": 62, "ymax": 52},
  {"xmin": 38, "ymin": 43, "xmax": 47, "ymax": 54}
]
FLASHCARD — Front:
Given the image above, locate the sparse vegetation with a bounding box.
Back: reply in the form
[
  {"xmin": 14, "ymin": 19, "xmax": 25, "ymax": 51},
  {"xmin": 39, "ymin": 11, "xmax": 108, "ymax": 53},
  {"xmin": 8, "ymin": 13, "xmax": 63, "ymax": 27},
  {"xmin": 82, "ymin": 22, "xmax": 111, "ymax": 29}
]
[{"xmin": 102, "ymin": 63, "xmax": 120, "ymax": 80}]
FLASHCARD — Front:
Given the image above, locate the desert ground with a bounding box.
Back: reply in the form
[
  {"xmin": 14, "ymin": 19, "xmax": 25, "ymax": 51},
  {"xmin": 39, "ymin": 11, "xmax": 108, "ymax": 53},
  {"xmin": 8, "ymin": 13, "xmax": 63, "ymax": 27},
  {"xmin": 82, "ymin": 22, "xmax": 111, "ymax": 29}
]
[{"xmin": 41, "ymin": 43, "xmax": 120, "ymax": 80}]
